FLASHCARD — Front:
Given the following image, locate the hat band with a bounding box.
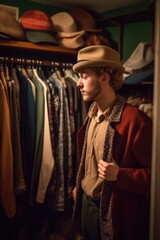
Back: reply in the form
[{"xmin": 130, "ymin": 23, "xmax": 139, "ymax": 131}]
[{"xmin": 77, "ymin": 59, "xmax": 90, "ymax": 62}]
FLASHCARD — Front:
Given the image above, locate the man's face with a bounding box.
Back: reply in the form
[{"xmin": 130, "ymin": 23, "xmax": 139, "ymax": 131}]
[{"xmin": 77, "ymin": 68, "xmax": 102, "ymax": 102}]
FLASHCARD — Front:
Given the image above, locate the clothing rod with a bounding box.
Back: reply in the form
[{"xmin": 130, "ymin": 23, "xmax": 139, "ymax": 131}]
[{"xmin": 0, "ymin": 56, "xmax": 73, "ymax": 68}]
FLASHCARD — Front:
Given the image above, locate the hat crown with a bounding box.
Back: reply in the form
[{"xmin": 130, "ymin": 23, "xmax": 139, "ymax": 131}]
[
  {"xmin": 78, "ymin": 45, "xmax": 120, "ymax": 63},
  {"xmin": 70, "ymin": 7, "xmax": 101, "ymax": 32},
  {"xmin": 51, "ymin": 12, "xmax": 77, "ymax": 33},
  {"xmin": 20, "ymin": 10, "xmax": 54, "ymax": 31},
  {"xmin": 73, "ymin": 45, "xmax": 124, "ymax": 72},
  {"xmin": 51, "ymin": 11, "xmax": 85, "ymax": 49},
  {"xmin": 0, "ymin": 8, "xmax": 25, "ymax": 40}
]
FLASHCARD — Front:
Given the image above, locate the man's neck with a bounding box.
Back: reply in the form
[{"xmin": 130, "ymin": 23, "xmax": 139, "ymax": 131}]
[{"xmin": 96, "ymin": 92, "xmax": 117, "ymax": 113}]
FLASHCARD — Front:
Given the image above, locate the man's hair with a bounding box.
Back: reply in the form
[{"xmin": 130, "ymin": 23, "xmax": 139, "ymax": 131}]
[{"xmin": 92, "ymin": 67, "xmax": 124, "ymax": 91}]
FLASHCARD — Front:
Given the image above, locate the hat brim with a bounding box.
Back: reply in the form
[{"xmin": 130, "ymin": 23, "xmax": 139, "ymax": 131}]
[
  {"xmin": 58, "ymin": 35, "xmax": 84, "ymax": 49},
  {"xmin": 123, "ymin": 67, "xmax": 154, "ymax": 84},
  {"xmin": 57, "ymin": 30, "xmax": 85, "ymax": 38},
  {"xmin": 0, "ymin": 32, "xmax": 12, "ymax": 39},
  {"xmin": 26, "ymin": 30, "xmax": 58, "ymax": 45},
  {"xmin": 73, "ymin": 60, "xmax": 125, "ymax": 73}
]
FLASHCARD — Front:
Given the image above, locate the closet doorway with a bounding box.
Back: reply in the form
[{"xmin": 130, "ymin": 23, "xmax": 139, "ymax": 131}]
[{"xmin": 150, "ymin": 0, "xmax": 160, "ymax": 239}]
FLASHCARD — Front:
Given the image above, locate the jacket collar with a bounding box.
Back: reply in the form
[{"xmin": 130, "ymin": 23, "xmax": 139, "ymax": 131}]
[{"xmin": 85, "ymin": 95, "xmax": 126, "ymax": 124}]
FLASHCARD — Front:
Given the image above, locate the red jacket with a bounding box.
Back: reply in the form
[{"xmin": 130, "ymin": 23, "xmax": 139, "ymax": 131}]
[{"xmin": 74, "ymin": 96, "xmax": 152, "ymax": 240}]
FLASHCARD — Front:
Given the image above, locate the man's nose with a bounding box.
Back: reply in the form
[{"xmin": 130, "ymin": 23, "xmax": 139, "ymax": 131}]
[{"xmin": 77, "ymin": 78, "xmax": 83, "ymax": 88}]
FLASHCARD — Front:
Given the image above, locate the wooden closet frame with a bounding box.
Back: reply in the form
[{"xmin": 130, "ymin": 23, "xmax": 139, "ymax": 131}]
[{"xmin": 149, "ymin": 1, "xmax": 160, "ymax": 239}]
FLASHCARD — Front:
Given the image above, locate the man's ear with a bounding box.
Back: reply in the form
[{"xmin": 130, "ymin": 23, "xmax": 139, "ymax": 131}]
[{"xmin": 101, "ymin": 72, "xmax": 110, "ymax": 85}]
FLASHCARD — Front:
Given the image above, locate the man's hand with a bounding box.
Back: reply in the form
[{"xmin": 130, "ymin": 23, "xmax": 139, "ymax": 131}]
[{"xmin": 98, "ymin": 159, "xmax": 119, "ymax": 181}]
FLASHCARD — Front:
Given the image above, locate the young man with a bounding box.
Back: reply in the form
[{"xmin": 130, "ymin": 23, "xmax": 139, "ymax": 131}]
[{"xmin": 72, "ymin": 45, "xmax": 152, "ymax": 240}]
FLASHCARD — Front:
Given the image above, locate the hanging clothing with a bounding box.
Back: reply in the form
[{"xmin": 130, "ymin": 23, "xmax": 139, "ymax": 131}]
[
  {"xmin": 33, "ymin": 69, "xmax": 55, "ymax": 204},
  {"xmin": 0, "ymin": 70, "xmax": 16, "ymax": 218},
  {"xmin": 16, "ymin": 69, "xmax": 36, "ymax": 188},
  {"xmin": 9, "ymin": 68, "xmax": 26, "ymax": 194},
  {"xmin": 0, "ymin": 60, "xmax": 86, "ymax": 216}
]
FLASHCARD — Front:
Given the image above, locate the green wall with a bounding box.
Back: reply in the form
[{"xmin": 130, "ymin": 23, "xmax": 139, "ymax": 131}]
[
  {"xmin": 101, "ymin": 2, "xmax": 153, "ymax": 61},
  {"xmin": 123, "ymin": 21, "xmax": 153, "ymax": 61},
  {"xmin": 106, "ymin": 21, "xmax": 153, "ymax": 61},
  {"xmin": 0, "ymin": 0, "xmax": 153, "ymax": 61}
]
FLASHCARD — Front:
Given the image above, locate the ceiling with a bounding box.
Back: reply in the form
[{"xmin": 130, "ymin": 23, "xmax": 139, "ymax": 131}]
[{"xmin": 31, "ymin": 0, "xmax": 150, "ymax": 12}]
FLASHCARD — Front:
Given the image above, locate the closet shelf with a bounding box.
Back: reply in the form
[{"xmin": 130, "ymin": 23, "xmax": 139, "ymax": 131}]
[
  {"xmin": 0, "ymin": 40, "xmax": 77, "ymax": 54},
  {"xmin": 0, "ymin": 40, "xmax": 78, "ymax": 63}
]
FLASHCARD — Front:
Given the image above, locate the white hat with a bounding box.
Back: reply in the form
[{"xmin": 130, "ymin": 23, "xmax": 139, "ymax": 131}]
[{"xmin": 123, "ymin": 42, "xmax": 154, "ymax": 84}]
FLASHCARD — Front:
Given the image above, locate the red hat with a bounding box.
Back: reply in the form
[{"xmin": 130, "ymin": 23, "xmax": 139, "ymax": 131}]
[{"xmin": 20, "ymin": 10, "xmax": 54, "ymax": 31}]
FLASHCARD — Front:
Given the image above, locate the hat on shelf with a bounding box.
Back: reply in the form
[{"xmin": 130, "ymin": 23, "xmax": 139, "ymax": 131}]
[
  {"xmin": 50, "ymin": 12, "xmax": 85, "ymax": 48},
  {"xmin": 123, "ymin": 42, "xmax": 154, "ymax": 84},
  {"xmin": 24, "ymin": 30, "xmax": 58, "ymax": 44},
  {"xmin": 20, "ymin": 10, "xmax": 58, "ymax": 45},
  {"xmin": 0, "ymin": 8, "xmax": 25, "ymax": 41},
  {"xmin": 73, "ymin": 45, "xmax": 124, "ymax": 73},
  {"xmin": 70, "ymin": 7, "xmax": 102, "ymax": 33},
  {"xmin": 20, "ymin": 10, "xmax": 54, "ymax": 31}
]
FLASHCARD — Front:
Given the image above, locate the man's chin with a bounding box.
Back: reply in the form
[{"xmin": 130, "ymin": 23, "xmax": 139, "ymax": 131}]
[{"xmin": 82, "ymin": 97, "xmax": 92, "ymax": 102}]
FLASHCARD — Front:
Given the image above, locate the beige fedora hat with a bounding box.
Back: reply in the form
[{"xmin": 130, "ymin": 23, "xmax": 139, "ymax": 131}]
[
  {"xmin": 51, "ymin": 12, "xmax": 85, "ymax": 37},
  {"xmin": 73, "ymin": 45, "xmax": 124, "ymax": 73}
]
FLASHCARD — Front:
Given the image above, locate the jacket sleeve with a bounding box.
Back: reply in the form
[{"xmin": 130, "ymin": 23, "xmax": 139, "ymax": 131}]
[{"xmin": 114, "ymin": 110, "xmax": 152, "ymax": 194}]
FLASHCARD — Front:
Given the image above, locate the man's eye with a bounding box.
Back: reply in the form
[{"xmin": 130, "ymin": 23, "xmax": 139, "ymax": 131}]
[{"xmin": 82, "ymin": 75, "xmax": 87, "ymax": 79}]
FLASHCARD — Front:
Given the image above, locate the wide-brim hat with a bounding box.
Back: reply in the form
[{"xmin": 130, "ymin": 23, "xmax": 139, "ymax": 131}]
[
  {"xmin": 51, "ymin": 12, "xmax": 85, "ymax": 38},
  {"xmin": 0, "ymin": 8, "xmax": 25, "ymax": 41},
  {"xmin": 57, "ymin": 29, "xmax": 85, "ymax": 38},
  {"xmin": 73, "ymin": 45, "xmax": 124, "ymax": 73},
  {"xmin": 123, "ymin": 42, "xmax": 154, "ymax": 84},
  {"xmin": 70, "ymin": 7, "xmax": 102, "ymax": 33},
  {"xmin": 25, "ymin": 30, "xmax": 58, "ymax": 45}
]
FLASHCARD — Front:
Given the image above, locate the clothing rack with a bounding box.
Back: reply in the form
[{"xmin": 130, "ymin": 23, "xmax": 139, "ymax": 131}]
[
  {"xmin": 0, "ymin": 56, "xmax": 73, "ymax": 69},
  {"xmin": 0, "ymin": 55, "xmax": 85, "ymax": 215}
]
